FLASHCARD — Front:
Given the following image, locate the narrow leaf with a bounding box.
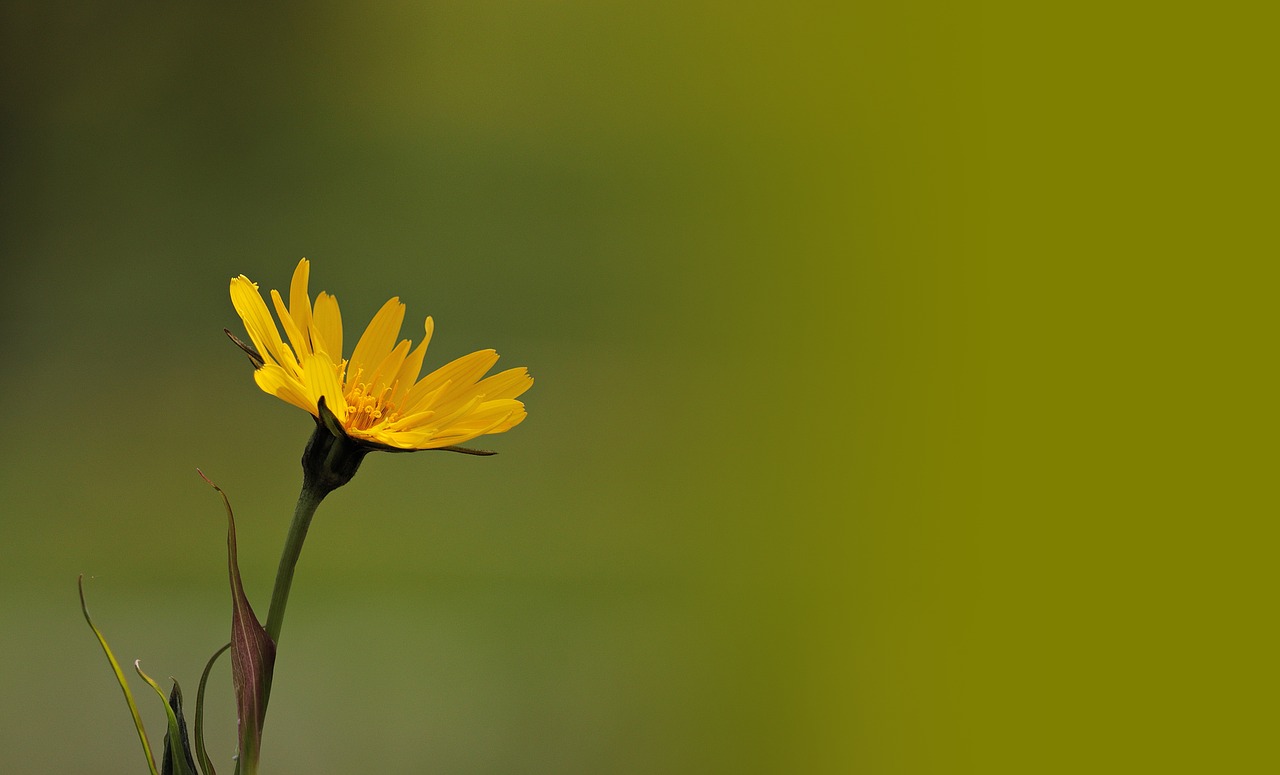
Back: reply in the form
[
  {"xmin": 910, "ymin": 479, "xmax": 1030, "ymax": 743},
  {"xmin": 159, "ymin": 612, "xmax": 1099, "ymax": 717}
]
[
  {"xmin": 134, "ymin": 663, "xmax": 197, "ymax": 775},
  {"xmin": 195, "ymin": 643, "xmax": 231, "ymax": 775},
  {"xmin": 161, "ymin": 682, "xmax": 200, "ymax": 775},
  {"xmin": 198, "ymin": 470, "xmax": 276, "ymax": 775},
  {"xmin": 78, "ymin": 575, "xmax": 160, "ymax": 775}
]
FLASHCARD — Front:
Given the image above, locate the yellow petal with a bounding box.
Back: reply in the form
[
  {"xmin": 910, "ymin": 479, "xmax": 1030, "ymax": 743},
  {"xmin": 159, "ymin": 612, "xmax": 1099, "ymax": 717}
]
[
  {"xmin": 421, "ymin": 316, "xmax": 435, "ymax": 351},
  {"xmin": 385, "ymin": 407, "xmax": 436, "ymax": 433},
  {"xmin": 429, "ymin": 402, "xmax": 524, "ymax": 446},
  {"xmin": 427, "ymin": 368, "xmax": 531, "ymax": 420},
  {"xmin": 271, "ymin": 289, "xmax": 311, "ymax": 361},
  {"xmin": 252, "ymin": 364, "xmax": 312, "ymax": 414},
  {"xmin": 388, "ymin": 317, "xmax": 433, "ymax": 405},
  {"xmin": 302, "ymin": 351, "xmax": 348, "ymax": 420},
  {"xmin": 349, "ymin": 297, "xmax": 405, "ymax": 384},
  {"xmin": 366, "ymin": 339, "xmax": 411, "ymax": 397},
  {"xmin": 401, "ymin": 350, "xmax": 499, "ymax": 414},
  {"xmin": 426, "ymin": 393, "xmax": 485, "ymax": 431},
  {"xmin": 441, "ymin": 399, "xmax": 526, "ymax": 433},
  {"xmin": 311, "ymin": 291, "xmax": 343, "ymax": 359},
  {"xmin": 367, "ymin": 427, "xmax": 437, "ymax": 449},
  {"xmin": 486, "ymin": 404, "xmax": 528, "ymax": 433},
  {"xmin": 387, "ymin": 380, "xmax": 451, "ymax": 428},
  {"xmin": 230, "ymin": 277, "xmax": 294, "ymax": 374},
  {"xmin": 464, "ymin": 367, "xmax": 533, "ymax": 402},
  {"xmin": 288, "ymin": 258, "xmax": 314, "ymax": 346},
  {"xmin": 488, "ymin": 407, "xmax": 529, "ymax": 432},
  {"xmin": 360, "ymin": 427, "xmax": 424, "ymax": 449}
]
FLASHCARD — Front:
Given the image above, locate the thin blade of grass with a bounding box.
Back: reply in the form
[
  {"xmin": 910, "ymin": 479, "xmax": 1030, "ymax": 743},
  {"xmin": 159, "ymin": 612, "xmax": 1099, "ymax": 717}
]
[
  {"xmin": 78, "ymin": 575, "xmax": 159, "ymax": 775},
  {"xmin": 195, "ymin": 643, "xmax": 231, "ymax": 775}
]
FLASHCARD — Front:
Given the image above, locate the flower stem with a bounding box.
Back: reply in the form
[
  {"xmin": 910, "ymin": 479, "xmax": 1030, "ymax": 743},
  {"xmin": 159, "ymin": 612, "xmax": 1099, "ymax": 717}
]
[
  {"xmin": 264, "ymin": 483, "xmax": 326, "ymax": 648},
  {"xmin": 258, "ymin": 480, "xmax": 326, "ymax": 725},
  {"xmin": 258, "ymin": 411, "xmax": 369, "ymax": 723}
]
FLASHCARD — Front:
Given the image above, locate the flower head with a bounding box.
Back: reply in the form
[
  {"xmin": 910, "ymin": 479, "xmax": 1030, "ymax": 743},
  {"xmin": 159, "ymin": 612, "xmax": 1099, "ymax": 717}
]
[{"xmin": 230, "ymin": 258, "xmax": 531, "ymax": 452}]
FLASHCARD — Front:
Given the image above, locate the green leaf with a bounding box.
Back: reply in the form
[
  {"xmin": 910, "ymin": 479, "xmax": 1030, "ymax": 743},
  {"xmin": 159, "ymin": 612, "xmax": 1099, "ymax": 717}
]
[
  {"xmin": 162, "ymin": 681, "xmax": 201, "ymax": 775},
  {"xmin": 199, "ymin": 470, "xmax": 276, "ymax": 775},
  {"xmin": 78, "ymin": 575, "xmax": 160, "ymax": 775},
  {"xmin": 195, "ymin": 643, "xmax": 231, "ymax": 775},
  {"xmin": 134, "ymin": 663, "xmax": 197, "ymax": 775}
]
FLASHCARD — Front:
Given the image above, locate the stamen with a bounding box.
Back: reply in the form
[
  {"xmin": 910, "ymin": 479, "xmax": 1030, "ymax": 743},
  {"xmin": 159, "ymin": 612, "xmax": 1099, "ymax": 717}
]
[{"xmin": 341, "ymin": 375, "xmax": 400, "ymax": 432}]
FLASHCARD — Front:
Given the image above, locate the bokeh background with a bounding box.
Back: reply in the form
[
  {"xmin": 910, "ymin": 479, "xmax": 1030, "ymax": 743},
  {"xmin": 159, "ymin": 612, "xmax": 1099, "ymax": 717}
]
[{"xmin": 2, "ymin": 2, "xmax": 1276, "ymax": 774}]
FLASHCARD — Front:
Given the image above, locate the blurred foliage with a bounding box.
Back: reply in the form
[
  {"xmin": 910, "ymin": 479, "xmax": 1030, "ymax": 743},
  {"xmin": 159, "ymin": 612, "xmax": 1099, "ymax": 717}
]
[{"xmin": 3, "ymin": 2, "xmax": 1277, "ymax": 775}]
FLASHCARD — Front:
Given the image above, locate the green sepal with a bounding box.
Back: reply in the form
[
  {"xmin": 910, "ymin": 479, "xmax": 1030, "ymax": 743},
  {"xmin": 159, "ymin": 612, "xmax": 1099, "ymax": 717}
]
[
  {"xmin": 195, "ymin": 643, "xmax": 231, "ymax": 775},
  {"xmin": 300, "ymin": 397, "xmax": 371, "ymax": 496},
  {"xmin": 224, "ymin": 329, "xmax": 265, "ymax": 369},
  {"xmin": 78, "ymin": 575, "xmax": 160, "ymax": 775},
  {"xmin": 199, "ymin": 470, "xmax": 276, "ymax": 775},
  {"xmin": 134, "ymin": 663, "xmax": 197, "ymax": 775}
]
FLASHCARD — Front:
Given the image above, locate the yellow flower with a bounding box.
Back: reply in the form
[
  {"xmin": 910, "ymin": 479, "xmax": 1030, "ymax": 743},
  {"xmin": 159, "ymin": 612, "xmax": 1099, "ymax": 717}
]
[{"xmin": 230, "ymin": 258, "xmax": 531, "ymax": 451}]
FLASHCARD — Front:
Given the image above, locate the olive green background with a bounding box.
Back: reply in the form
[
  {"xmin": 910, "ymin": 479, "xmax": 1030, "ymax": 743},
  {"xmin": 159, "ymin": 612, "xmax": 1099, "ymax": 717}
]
[{"xmin": 1, "ymin": 2, "xmax": 1275, "ymax": 774}]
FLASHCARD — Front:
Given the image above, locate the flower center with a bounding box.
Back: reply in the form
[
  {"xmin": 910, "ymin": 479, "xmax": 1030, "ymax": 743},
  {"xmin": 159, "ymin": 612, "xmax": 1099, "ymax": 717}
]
[{"xmin": 343, "ymin": 373, "xmax": 401, "ymax": 431}]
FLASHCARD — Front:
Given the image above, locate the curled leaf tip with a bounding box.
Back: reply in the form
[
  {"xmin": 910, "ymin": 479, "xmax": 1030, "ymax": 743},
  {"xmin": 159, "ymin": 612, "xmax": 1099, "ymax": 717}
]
[{"xmin": 197, "ymin": 470, "xmax": 229, "ymax": 498}]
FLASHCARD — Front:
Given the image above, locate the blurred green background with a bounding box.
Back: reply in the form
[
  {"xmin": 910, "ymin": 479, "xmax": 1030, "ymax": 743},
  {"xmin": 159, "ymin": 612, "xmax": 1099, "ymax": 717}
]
[{"xmin": 2, "ymin": 2, "xmax": 1276, "ymax": 774}]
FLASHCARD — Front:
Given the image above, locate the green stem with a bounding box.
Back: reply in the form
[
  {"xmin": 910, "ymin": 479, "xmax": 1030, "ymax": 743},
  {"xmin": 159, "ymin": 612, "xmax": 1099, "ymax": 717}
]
[
  {"xmin": 264, "ymin": 484, "xmax": 326, "ymax": 647},
  {"xmin": 236, "ymin": 413, "xmax": 368, "ymax": 775},
  {"xmin": 257, "ymin": 481, "xmax": 328, "ymax": 729},
  {"xmin": 256, "ymin": 408, "xmax": 369, "ymax": 730}
]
